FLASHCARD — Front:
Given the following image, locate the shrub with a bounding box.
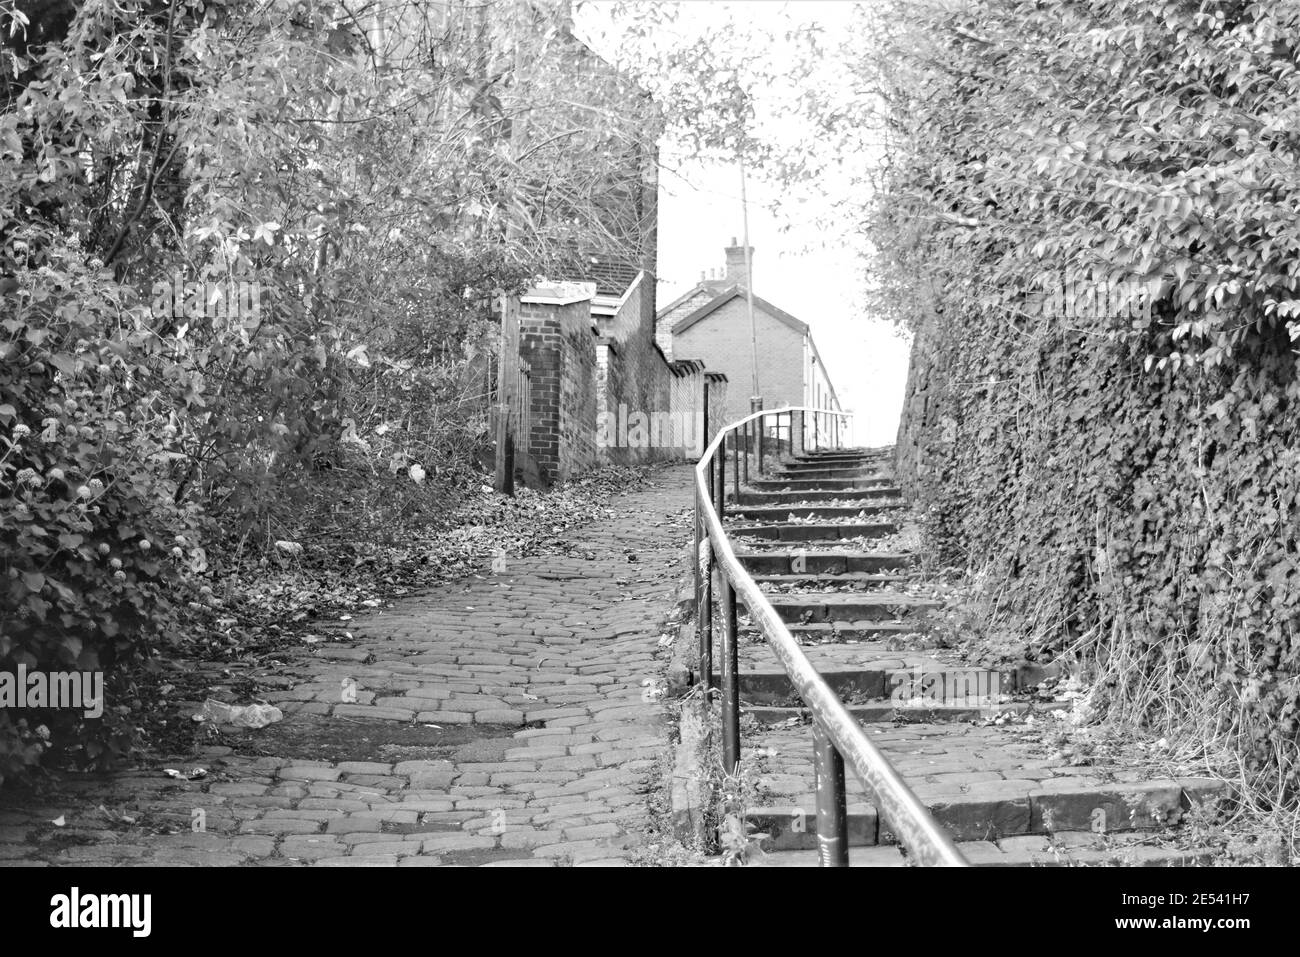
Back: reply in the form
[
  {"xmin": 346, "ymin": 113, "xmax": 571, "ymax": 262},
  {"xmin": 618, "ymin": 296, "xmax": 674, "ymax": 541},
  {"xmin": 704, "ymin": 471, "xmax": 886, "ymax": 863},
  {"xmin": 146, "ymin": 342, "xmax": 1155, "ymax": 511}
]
[{"xmin": 1, "ymin": 253, "xmax": 198, "ymax": 783}]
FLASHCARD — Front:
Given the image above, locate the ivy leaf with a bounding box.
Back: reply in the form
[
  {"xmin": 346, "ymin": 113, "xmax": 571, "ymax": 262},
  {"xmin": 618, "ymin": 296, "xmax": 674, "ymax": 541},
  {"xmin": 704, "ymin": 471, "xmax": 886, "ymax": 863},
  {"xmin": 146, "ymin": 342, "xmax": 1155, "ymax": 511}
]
[{"xmin": 252, "ymin": 221, "xmax": 280, "ymax": 245}]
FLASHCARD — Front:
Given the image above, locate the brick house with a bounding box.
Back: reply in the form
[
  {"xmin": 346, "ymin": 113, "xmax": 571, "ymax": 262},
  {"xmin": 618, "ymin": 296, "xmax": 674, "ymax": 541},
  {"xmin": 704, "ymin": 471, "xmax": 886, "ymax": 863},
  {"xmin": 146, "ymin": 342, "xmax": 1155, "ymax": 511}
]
[{"xmin": 656, "ymin": 240, "xmax": 843, "ymax": 428}]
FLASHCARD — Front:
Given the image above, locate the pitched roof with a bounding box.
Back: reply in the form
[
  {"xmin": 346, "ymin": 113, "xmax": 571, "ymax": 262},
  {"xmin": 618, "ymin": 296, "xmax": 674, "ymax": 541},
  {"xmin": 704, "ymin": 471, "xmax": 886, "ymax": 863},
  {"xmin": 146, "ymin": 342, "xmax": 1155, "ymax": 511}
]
[
  {"xmin": 670, "ymin": 286, "xmax": 809, "ymax": 336},
  {"xmin": 585, "ymin": 258, "xmax": 642, "ymax": 297}
]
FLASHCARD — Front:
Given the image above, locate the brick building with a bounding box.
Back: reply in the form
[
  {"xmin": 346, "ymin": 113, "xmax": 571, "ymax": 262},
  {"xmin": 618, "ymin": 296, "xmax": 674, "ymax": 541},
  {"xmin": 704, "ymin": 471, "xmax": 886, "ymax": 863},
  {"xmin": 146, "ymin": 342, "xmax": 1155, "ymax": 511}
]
[{"xmin": 655, "ymin": 241, "xmax": 843, "ymax": 427}]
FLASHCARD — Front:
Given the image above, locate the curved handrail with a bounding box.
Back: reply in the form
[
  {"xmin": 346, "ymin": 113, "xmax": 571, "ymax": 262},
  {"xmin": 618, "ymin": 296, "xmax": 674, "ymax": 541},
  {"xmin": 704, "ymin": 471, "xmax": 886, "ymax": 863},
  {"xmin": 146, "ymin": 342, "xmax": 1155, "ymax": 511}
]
[{"xmin": 695, "ymin": 405, "xmax": 967, "ymax": 867}]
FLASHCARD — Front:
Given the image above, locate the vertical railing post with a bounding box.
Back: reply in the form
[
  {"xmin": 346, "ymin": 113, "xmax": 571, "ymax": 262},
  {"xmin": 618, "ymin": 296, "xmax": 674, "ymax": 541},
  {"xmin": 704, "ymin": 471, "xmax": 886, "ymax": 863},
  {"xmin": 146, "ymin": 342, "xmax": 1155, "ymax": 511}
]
[
  {"xmin": 714, "ymin": 432, "xmax": 726, "ymax": 521},
  {"xmin": 742, "ymin": 419, "xmax": 750, "ymax": 487},
  {"xmin": 813, "ymin": 723, "xmax": 849, "ymax": 866},
  {"xmin": 697, "ymin": 486, "xmax": 713, "ymax": 690},
  {"xmin": 732, "ymin": 425, "xmax": 741, "ymax": 504},
  {"xmin": 692, "ymin": 484, "xmax": 701, "ymax": 602},
  {"xmin": 721, "ymin": 571, "xmax": 740, "ymax": 774}
]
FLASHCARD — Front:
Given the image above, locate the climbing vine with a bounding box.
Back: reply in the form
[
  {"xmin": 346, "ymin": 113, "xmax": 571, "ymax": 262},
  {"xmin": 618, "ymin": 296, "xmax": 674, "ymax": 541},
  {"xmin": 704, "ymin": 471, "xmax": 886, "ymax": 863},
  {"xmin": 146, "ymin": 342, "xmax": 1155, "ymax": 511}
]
[{"xmin": 850, "ymin": 0, "xmax": 1300, "ymax": 790}]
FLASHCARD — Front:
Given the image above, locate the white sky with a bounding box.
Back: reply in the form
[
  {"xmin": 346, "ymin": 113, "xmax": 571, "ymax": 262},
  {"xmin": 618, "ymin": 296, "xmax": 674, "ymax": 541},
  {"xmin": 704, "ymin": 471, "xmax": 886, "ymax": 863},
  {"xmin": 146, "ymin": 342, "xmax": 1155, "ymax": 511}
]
[{"xmin": 576, "ymin": 0, "xmax": 911, "ymax": 448}]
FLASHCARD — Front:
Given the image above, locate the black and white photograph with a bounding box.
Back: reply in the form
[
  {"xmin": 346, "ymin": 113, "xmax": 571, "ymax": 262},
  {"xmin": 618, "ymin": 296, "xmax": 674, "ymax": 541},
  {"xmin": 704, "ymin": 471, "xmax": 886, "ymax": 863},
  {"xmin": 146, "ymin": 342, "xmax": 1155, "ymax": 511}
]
[{"xmin": 0, "ymin": 0, "xmax": 1285, "ymax": 930}]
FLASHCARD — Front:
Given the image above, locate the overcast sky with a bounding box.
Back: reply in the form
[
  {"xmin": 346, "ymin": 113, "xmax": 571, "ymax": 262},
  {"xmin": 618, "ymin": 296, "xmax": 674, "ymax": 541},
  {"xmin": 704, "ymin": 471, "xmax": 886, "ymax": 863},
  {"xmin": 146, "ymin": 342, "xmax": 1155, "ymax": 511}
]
[{"xmin": 577, "ymin": 0, "xmax": 911, "ymax": 448}]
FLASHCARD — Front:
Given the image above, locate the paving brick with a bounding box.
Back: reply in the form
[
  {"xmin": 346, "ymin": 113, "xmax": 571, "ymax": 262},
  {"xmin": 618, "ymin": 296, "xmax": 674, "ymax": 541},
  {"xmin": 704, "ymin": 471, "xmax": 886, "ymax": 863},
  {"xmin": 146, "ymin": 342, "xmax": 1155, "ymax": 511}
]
[
  {"xmin": 0, "ymin": 469, "xmax": 696, "ymax": 869},
  {"xmin": 420, "ymin": 833, "xmax": 498, "ymax": 853}
]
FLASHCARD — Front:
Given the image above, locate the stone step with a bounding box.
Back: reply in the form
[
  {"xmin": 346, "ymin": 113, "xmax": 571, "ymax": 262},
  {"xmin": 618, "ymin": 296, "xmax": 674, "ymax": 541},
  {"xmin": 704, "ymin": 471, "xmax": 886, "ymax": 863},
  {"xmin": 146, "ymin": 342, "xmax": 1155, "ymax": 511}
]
[
  {"xmin": 751, "ymin": 620, "xmax": 922, "ymax": 641},
  {"xmin": 748, "ymin": 477, "xmax": 895, "ymax": 492},
  {"xmin": 729, "ymin": 503, "xmax": 903, "ymax": 521},
  {"xmin": 739, "ymin": 723, "xmax": 1227, "ymax": 849},
  {"xmin": 744, "ymin": 591, "xmax": 939, "ymax": 623},
  {"xmin": 786, "ymin": 456, "xmax": 890, "ymax": 469},
  {"xmin": 742, "ymin": 698, "xmax": 1064, "ymax": 725},
  {"xmin": 769, "ymin": 466, "xmax": 888, "ymax": 481},
  {"xmin": 728, "ymin": 521, "xmax": 898, "ymax": 542},
  {"xmin": 736, "ymin": 488, "xmax": 902, "ymax": 505},
  {"xmin": 743, "ymin": 777, "xmax": 1226, "ymax": 850},
  {"xmin": 747, "ymin": 832, "xmax": 1220, "ymax": 867},
  {"xmin": 722, "ymin": 657, "xmax": 1016, "ymax": 706},
  {"xmin": 736, "ymin": 550, "xmax": 913, "ymax": 575},
  {"xmin": 751, "ymin": 572, "xmax": 908, "ymax": 587},
  {"xmin": 793, "ymin": 450, "xmax": 887, "ymax": 460},
  {"xmin": 731, "ymin": 641, "xmax": 1060, "ymax": 699}
]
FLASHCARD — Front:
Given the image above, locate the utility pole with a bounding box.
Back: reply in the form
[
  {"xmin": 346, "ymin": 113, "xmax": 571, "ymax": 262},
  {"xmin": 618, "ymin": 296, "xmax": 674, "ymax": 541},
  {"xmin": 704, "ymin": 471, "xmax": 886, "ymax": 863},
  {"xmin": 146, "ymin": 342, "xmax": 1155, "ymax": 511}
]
[{"xmin": 740, "ymin": 156, "xmax": 759, "ymax": 400}]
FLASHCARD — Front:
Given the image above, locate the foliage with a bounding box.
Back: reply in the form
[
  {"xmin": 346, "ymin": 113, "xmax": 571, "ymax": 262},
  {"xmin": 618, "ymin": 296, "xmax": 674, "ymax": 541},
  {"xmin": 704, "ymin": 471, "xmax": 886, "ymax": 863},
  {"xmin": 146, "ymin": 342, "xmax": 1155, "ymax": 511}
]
[
  {"xmin": 0, "ymin": 0, "xmax": 659, "ymax": 781},
  {"xmin": 0, "ymin": 255, "xmax": 200, "ymax": 783},
  {"xmin": 832, "ymin": 0, "xmax": 1300, "ymax": 796}
]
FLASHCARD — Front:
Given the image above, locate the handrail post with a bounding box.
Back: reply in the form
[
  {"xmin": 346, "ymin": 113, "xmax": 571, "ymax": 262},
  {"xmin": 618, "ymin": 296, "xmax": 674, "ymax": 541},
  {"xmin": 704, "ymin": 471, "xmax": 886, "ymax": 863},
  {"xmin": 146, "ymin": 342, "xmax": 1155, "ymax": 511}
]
[
  {"xmin": 713, "ymin": 439, "xmax": 731, "ymax": 705},
  {"xmin": 732, "ymin": 425, "xmax": 741, "ymax": 504},
  {"xmin": 713, "ymin": 435, "xmax": 726, "ymax": 520},
  {"xmin": 697, "ymin": 488, "xmax": 713, "ymax": 691},
  {"xmin": 692, "ymin": 488, "xmax": 701, "ymax": 602},
  {"xmin": 721, "ymin": 573, "xmax": 740, "ymax": 774},
  {"xmin": 813, "ymin": 723, "xmax": 849, "ymax": 866},
  {"xmin": 741, "ymin": 419, "xmax": 750, "ymax": 487}
]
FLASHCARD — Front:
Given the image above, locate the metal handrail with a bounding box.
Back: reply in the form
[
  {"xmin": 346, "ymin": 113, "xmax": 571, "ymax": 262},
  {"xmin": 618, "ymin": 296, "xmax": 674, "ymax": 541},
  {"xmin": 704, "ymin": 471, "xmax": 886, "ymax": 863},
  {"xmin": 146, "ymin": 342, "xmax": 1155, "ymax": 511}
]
[{"xmin": 693, "ymin": 405, "xmax": 968, "ymax": 867}]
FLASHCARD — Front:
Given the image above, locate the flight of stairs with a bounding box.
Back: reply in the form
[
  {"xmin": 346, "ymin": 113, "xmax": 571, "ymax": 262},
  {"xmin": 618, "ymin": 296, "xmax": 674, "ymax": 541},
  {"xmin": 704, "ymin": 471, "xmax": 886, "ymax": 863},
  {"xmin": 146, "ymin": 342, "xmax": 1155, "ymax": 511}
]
[{"xmin": 713, "ymin": 445, "xmax": 1227, "ymax": 866}]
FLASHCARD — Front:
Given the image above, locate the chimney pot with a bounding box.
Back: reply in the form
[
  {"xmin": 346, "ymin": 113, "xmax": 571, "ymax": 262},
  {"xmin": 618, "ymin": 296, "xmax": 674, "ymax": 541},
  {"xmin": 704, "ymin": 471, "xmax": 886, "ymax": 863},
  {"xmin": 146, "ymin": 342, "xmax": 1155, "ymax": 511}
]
[{"xmin": 724, "ymin": 241, "xmax": 754, "ymax": 289}]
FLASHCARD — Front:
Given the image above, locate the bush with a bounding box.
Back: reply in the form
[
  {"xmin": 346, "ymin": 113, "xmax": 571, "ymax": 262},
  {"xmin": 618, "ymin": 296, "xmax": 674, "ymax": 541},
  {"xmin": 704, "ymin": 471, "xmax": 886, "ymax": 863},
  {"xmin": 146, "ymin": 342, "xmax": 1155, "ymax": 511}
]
[{"xmin": 0, "ymin": 253, "xmax": 199, "ymax": 784}]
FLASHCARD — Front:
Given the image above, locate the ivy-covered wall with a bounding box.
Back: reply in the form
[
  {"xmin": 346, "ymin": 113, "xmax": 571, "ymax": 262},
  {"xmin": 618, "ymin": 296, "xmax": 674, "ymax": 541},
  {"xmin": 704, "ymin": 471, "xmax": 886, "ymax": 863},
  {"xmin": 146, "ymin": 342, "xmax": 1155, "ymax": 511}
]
[
  {"xmin": 900, "ymin": 293, "xmax": 1300, "ymax": 775},
  {"xmin": 872, "ymin": 0, "xmax": 1300, "ymax": 783}
]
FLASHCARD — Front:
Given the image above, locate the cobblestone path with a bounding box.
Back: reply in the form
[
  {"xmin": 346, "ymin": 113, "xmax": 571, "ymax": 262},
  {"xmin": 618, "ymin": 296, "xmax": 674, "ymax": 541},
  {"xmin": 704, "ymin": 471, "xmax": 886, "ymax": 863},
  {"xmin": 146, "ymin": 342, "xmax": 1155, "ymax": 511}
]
[{"xmin": 0, "ymin": 467, "xmax": 696, "ymax": 867}]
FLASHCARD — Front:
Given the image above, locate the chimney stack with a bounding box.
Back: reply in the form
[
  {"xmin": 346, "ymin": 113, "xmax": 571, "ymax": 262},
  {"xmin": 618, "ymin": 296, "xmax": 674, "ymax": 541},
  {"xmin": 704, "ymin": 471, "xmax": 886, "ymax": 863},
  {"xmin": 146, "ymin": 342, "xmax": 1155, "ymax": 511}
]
[{"xmin": 724, "ymin": 237, "xmax": 753, "ymax": 289}]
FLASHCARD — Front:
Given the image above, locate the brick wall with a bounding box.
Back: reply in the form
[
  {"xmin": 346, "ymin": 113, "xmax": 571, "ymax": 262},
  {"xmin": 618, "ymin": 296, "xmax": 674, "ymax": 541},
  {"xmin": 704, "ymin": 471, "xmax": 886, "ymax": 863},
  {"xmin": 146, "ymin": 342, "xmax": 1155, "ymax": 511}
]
[
  {"xmin": 516, "ymin": 295, "xmax": 597, "ymax": 486},
  {"xmin": 595, "ymin": 274, "xmax": 695, "ymax": 464},
  {"xmin": 654, "ymin": 288, "xmax": 711, "ymax": 359},
  {"xmin": 504, "ymin": 275, "xmax": 723, "ymax": 487},
  {"xmin": 559, "ymin": 300, "xmax": 597, "ymax": 478},
  {"xmin": 673, "ymin": 297, "xmax": 805, "ymax": 424},
  {"xmin": 517, "ymin": 302, "xmax": 559, "ymax": 486}
]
